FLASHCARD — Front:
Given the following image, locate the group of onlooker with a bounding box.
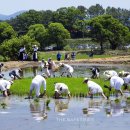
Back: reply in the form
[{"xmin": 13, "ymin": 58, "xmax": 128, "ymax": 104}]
[{"xmin": 18, "ymin": 45, "xmax": 38, "ymax": 61}]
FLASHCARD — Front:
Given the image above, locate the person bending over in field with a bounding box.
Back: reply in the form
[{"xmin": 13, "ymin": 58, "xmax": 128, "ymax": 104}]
[
  {"xmin": 28, "ymin": 73, "xmax": 47, "ymax": 99},
  {"xmin": 9, "ymin": 68, "xmax": 22, "ymax": 80},
  {"xmin": 83, "ymin": 78, "xmax": 107, "ymax": 99},
  {"xmin": 104, "ymin": 75, "xmax": 124, "ymax": 97},
  {"xmin": 59, "ymin": 63, "xmax": 74, "ymax": 77},
  {"xmin": 54, "ymin": 82, "xmax": 71, "ymax": 99},
  {"xmin": 0, "ymin": 79, "xmax": 13, "ymax": 97}
]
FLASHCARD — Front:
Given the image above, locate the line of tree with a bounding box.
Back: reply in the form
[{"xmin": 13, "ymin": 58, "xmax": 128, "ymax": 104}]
[{"xmin": 0, "ymin": 4, "xmax": 130, "ymax": 60}]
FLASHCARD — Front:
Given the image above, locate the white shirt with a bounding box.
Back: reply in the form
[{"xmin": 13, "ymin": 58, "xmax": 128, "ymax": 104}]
[
  {"xmin": 55, "ymin": 83, "xmax": 70, "ymax": 95},
  {"xmin": 19, "ymin": 47, "xmax": 25, "ymax": 52},
  {"xmin": 103, "ymin": 70, "xmax": 118, "ymax": 79},
  {"xmin": 110, "ymin": 76, "xmax": 124, "ymax": 90},
  {"xmin": 123, "ymin": 75, "xmax": 130, "ymax": 84},
  {"xmin": 62, "ymin": 64, "xmax": 74, "ymax": 73},
  {"xmin": 0, "ymin": 79, "xmax": 11, "ymax": 91},
  {"xmin": 32, "ymin": 75, "xmax": 46, "ymax": 90},
  {"xmin": 30, "ymin": 75, "xmax": 46, "ymax": 97},
  {"xmin": 33, "ymin": 47, "xmax": 38, "ymax": 52},
  {"xmin": 87, "ymin": 80, "xmax": 103, "ymax": 94}
]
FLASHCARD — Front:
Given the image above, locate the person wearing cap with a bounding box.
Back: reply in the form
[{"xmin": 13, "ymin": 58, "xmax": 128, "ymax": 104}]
[
  {"xmin": 9, "ymin": 68, "xmax": 22, "ymax": 80},
  {"xmin": 59, "ymin": 63, "xmax": 74, "ymax": 77},
  {"xmin": 103, "ymin": 70, "xmax": 118, "ymax": 80},
  {"xmin": 90, "ymin": 67, "xmax": 100, "ymax": 79},
  {"xmin": 0, "ymin": 63, "xmax": 4, "ymax": 73},
  {"xmin": 119, "ymin": 71, "xmax": 130, "ymax": 77},
  {"xmin": 54, "ymin": 83, "xmax": 71, "ymax": 99},
  {"xmin": 83, "ymin": 78, "xmax": 107, "ymax": 99},
  {"xmin": 109, "ymin": 75, "xmax": 124, "ymax": 97},
  {"xmin": 0, "ymin": 79, "xmax": 13, "ymax": 97},
  {"xmin": 28, "ymin": 74, "xmax": 47, "ymax": 98},
  {"xmin": 32, "ymin": 45, "xmax": 38, "ymax": 61}
]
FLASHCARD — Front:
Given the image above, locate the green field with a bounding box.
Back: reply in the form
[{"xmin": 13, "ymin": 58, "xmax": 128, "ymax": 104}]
[{"xmin": 10, "ymin": 77, "xmax": 114, "ymax": 97}]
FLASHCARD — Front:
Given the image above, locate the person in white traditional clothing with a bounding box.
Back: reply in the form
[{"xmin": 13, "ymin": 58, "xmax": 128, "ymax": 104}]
[
  {"xmin": 18, "ymin": 46, "xmax": 25, "ymax": 61},
  {"xmin": 54, "ymin": 82, "xmax": 71, "ymax": 99},
  {"xmin": 107, "ymin": 75, "xmax": 124, "ymax": 97},
  {"xmin": 119, "ymin": 71, "xmax": 130, "ymax": 77},
  {"xmin": 28, "ymin": 74, "xmax": 47, "ymax": 98},
  {"xmin": 103, "ymin": 70, "xmax": 118, "ymax": 80},
  {"xmin": 83, "ymin": 78, "xmax": 107, "ymax": 99},
  {"xmin": 32, "ymin": 45, "xmax": 38, "ymax": 61},
  {"xmin": 59, "ymin": 63, "xmax": 74, "ymax": 77},
  {"xmin": 0, "ymin": 79, "xmax": 13, "ymax": 97}
]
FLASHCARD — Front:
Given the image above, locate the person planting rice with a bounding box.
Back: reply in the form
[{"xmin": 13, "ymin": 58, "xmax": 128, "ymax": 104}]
[
  {"xmin": 27, "ymin": 73, "xmax": 47, "ymax": 99},
  {"xmin": 0, "ymin": 79, "xmax": 13, "ymax": 97},
  {"xmin": 103, "ymin": 70, "xmax": 118, "ymax": 80},
  {"xmin": 59, "ymin": 63, "xmax": 74, "ymax": 77},
  {"xmin": 90, "ymin": 67, "xmax": 100, "ymax": 79},
  {"xmin": 118, "ymin": 71, "xmax": 130, "ymax": 77},
  {"xmin": 54, "ymin": 82, "xmax": 71, "ymax": 99},
  {"xmin": 83, "ymin": 78, "xmax": 107, "ymax": 99},
  {"xmin": 104, "ymin": 75, "xmax": 124, "ymax": 97},
  {"xmin": 9, "ymin": 68, "xmax": 22, "ymax": 80}
]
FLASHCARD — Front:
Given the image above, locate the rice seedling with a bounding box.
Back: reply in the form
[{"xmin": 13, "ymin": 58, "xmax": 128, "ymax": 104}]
[
  {"xmin": 0, "ymin": 103, "xmax": 7, "ymax": 109},
  {"xmin": 10, "ymin": 77, "xmax": 117, "ymax": 98}
]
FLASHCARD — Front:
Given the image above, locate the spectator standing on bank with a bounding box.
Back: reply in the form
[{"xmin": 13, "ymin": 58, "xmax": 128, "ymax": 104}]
[
  {"xmin": 71, "ymin": 52, "xmax": 76, "ymax": 60},
  {"xmin": 57, "ymin": 52, "xmax": 61, "ymax": 61},
  {"xmin": 18, "ymin": 46, "xmax": 26, "ymax": 61},
  {"xmin": 32, "ymin": 45, "xmax": 38, "ymax": 61}
]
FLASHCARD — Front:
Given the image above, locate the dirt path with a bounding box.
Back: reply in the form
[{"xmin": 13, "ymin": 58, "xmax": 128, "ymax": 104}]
[{"xmin": 2, "ymin": 55, "xmax": 130, "ymax": 71}]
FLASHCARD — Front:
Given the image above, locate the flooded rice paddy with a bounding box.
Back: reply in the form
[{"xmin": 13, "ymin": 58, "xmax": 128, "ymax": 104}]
[
  {"xmin": 1, "ymin": 64, "xmax": 130, "ymax": 130},
  {"xmin": 2, "ymin": 63, "xmax": 130, "ymax": 80},
  {"xmin": 0, "ymin": 96, "xmax": 130, "ymax": 130}
]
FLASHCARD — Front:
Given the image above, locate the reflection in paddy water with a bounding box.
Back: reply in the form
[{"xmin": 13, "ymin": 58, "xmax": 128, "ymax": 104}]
[{"xmin": 0, "ymin": 97, "xmax": 130, "ymax": 130}]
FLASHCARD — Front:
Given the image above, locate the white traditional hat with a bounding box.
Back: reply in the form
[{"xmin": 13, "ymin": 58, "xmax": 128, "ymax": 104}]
[{"xmin": 83, "ymin": 77, "xmax": 90, "ymax": 82}]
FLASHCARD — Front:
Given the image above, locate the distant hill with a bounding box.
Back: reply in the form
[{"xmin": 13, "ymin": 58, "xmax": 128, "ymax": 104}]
[{"xmin": 0, "ymin": 10, "xmax": 26, "ymax": 20}]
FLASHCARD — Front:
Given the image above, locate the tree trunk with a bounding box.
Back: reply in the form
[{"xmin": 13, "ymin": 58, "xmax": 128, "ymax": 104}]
[{"xmin": 100, "ymin": 41, "xmax": 104, "ymax": 54}]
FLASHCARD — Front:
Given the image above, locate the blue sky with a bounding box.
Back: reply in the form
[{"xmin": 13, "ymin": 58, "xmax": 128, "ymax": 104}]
[{"xmin": 0, "ymin": 0, "xmax": 130, "ymax": 15}]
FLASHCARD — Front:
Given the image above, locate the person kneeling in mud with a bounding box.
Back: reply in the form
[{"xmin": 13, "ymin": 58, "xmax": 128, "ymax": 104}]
[{"xmin": 54, "ymin": 83, "xmax": 71, "ymax": 99}]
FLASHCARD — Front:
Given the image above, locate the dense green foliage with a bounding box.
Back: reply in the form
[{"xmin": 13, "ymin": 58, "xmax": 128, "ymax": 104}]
[
  {"xmin": 0, "ymin": 35, "xmax": 39, "ymax": 60},
  {"xmin": 87, "ymin": 15, "xmax": 129, "ymax": 51},
  {"xmin": 0, "ymin": 5, "xmax": 130, "ymax": 60}
]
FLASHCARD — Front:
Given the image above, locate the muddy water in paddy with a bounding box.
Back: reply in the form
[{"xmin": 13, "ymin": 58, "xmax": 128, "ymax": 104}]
[{"xmin": 0, "ymin": 96, "xmax": 130, "ymax": 130}]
